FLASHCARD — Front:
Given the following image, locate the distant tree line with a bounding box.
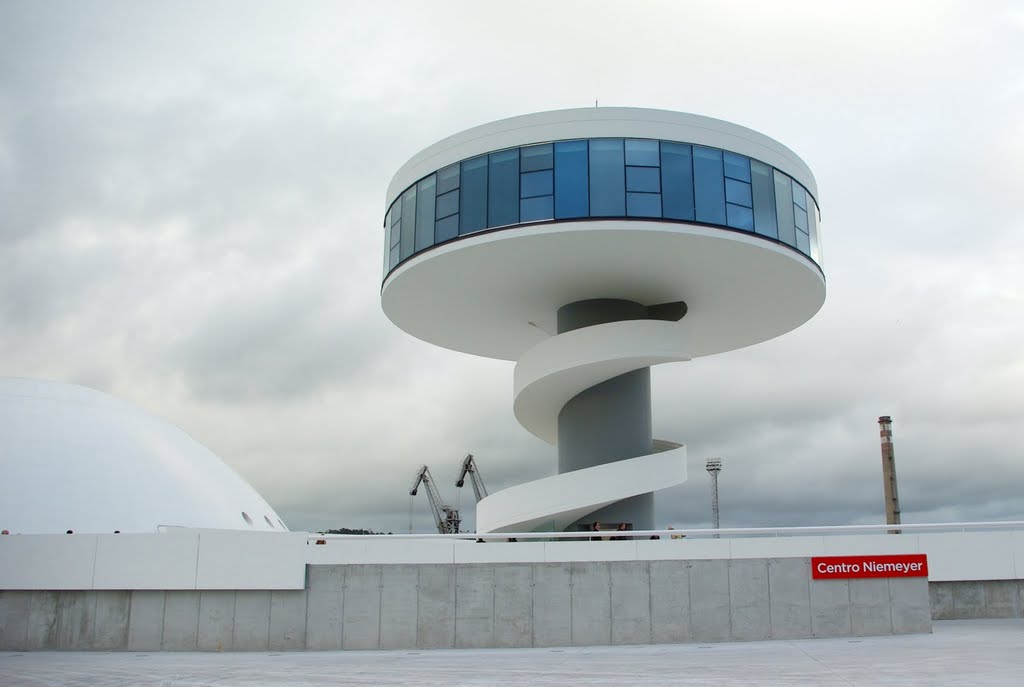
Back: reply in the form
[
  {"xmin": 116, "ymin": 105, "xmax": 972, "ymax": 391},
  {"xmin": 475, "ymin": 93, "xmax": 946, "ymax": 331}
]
[{"xmin": 321, "ymin": 527, "xmax": 392, "ymax": 535}]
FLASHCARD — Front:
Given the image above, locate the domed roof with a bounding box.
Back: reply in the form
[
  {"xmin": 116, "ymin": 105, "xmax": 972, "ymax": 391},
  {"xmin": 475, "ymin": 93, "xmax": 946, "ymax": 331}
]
[{"xmin": 0, "ymin": 377, "xmax": 287, "ymax": 534}]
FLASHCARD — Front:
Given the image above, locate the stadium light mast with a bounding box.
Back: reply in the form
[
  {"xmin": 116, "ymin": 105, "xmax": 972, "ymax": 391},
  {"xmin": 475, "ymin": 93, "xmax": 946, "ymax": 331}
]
[{"xmin": 706, "ymin": 458, "xmax": 722, "ymax": 536}]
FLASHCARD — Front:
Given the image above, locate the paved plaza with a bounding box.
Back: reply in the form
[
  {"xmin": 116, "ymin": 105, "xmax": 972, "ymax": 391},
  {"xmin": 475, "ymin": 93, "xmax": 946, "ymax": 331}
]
[{"xmin": 1, "ymin": 619, "xmax": 1022, "ymax": 686}]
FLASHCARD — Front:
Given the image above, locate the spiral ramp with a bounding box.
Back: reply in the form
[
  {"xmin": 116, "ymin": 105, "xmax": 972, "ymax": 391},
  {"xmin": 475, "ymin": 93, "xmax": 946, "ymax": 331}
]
[{"xmin": 476, "ymin": 319, "xmax": 690, "ymax": 533}]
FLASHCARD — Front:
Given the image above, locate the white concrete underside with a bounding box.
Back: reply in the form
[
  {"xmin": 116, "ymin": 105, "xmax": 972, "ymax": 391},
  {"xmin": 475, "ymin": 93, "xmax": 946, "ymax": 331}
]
[{"xmin": 3, "ymin": 620, "xmax": 1021, "ymax": 686}]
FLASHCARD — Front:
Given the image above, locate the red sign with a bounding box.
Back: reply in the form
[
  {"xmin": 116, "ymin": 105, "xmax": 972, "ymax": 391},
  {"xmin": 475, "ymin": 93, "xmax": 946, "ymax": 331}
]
[{"xmin": 811, "ymin": 554, "xmax": 928, "ymax": 579}]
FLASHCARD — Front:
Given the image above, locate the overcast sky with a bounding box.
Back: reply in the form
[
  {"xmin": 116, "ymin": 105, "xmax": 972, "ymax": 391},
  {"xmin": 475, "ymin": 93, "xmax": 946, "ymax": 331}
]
[{"xmin": 1, "ymin": 1, "xmax": 1022, "ymax": 534}]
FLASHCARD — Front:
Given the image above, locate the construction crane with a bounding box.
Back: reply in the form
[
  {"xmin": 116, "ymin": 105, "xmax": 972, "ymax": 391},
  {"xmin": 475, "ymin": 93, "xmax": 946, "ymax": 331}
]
[
  {"xmin": 409, "ymin": 465, "xmax": 461, "ymax": 534},
  {"xmin": 454, "ymin": 453, "xmax": 488, "ymax": 502}
]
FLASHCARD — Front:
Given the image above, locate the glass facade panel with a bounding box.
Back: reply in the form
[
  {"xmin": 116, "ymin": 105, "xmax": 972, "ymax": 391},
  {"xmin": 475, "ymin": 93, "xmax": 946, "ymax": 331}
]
[
  {"xmin": 521, "ymin": 170, "xmax": 553, "ymax": 198},
  {"xmin": 661, "ymin": 142, "xmax": 694, "ymax": 221},
  {"xmin": 625, "ymin": 139, "xmax": 660, "ymax": 166},
  {"xmin": 520, "ymin": 143, "xmax": 553, "ymax": 172},
  {"xmin": 437, "ymin": 163, "xmax": 460, "ymax": 194},
  {"xmin": 725, "ymin": 178, "xmax": 752, "ymax": 207},
  {"xmin": 415, "ymin": 176, "xmax": 436, "ymax": 252},
  {"xmin": 794, "ymin": 206, "xmax": 808, "ymax": 232},
  {"xmin": 459, "ymin": 155, "xmax": 488, "ymax": 235},
  {"xmin": 520, "ymin": 195, "xmax": 554, "ymax": 221},
  {"xmin": 436, "ymin": 189, "xmax": 459, "ymax": 219},
  {"xmin": 627, "ymin": 192, "xmax": 661, "ymax": 218},
  {"xmin": 554, "ymin": 140, "xmax": 588, "ymax": 218},
  {"xmin": 389, "ymin": 244, "xmax": 399, "ymax": 271},
  {"xmin": 626, "ymin": 166, "xmax": 660, "ymax": 193},
  {"xmin": 400, "ymin": 187, "xmax": 416, "ymax": 261},
  {"xmin": 383, "ymin": 221, "xmax": 390, "ymax": 278},
  {"xmin": 435, "ymin": 214, "xmax": 459, "ymax": 243},
  {"xmin": 488, "ymin": 149, "xmax": 519, "ymax": 228},
  {"xmin": 723, "ymin": 151, "xmax": 751, "ymax": 182},
  {"xmin": 796, "ymin": 229, "xmax": 810, "ymax": 254},
  {"xmin": 589, "ymin": 139, "xmax": 625, "ymax": 216},
  {"xmin": 774, "ymin": 169, "xmax": 796, "ymax": 247},
  {"xmin": 693, "ymin": 146, "xmax": 726, "ymax": 225},
  {"xmin": 792, "ymin": 180, "xmax": 807, "ymax": 210},
  {"xmin": 726, "ymin": 203, "xmax": 754, "ymax": 230},
  {"xmin": 750, "ymin": 160, "xmax": 777, "ymax": 239},
  {"xmin": 808, "ymin": 201, "xmax": 822, "ymax": 263}
]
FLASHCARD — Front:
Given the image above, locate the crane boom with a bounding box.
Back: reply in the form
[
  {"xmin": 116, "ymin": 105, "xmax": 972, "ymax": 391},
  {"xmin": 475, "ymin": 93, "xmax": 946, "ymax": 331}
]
[
  {"xmin": 409, "ymin": 465, "xmax": 461, "ymax": 534},
  {"xmin": 455, "ymin": 453, "xmax": 488, "ymax": 502}
]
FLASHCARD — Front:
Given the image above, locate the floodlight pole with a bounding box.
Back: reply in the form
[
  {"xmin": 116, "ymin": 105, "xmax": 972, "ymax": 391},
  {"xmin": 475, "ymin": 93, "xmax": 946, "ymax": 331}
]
[{"xmin": 706, "ymin": 458, "xmax": 722, "ymax": 537}]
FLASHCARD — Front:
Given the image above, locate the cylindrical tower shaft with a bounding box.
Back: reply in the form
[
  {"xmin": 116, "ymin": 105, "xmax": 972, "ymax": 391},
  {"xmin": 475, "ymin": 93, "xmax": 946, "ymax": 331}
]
[
  {"xmin": 706, "ymin": 458, "xmax": 722, "ymax": 537},
  {"xmin": 878, "ymin": 415, "xmax": 901, "ymax": 531}
]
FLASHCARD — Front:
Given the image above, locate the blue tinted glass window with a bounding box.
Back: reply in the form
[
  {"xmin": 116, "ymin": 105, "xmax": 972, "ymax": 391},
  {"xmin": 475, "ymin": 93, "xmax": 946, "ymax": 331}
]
[
  {"xmin": 554, "ymin": 140, "xmax": 588, "ymax": 219},
  {"xmin": 488, "ymin": 149, "xmax": 519, "ymax": 228},
  {"xmin": 434, "ymin": 214, "xmax": 458, "ymax": 243},
  {"xmin": 796, "ymin": 229, "xmax": 810, "ymax": 254},
  {"xmin": 437, "ymin": 163, "xmax": 460, "ymax": 194},
  {"xmin": 388, "ymin": 207, "xmax": 401, "ymax": 247},
  {"xmin": 520, "ymin": 195, "xmax": 554, "ymax": 222},
  {"xmin": 589, "ymin": 139, "xmax": 625, "ymax": 216},
  {"xmin": 725, "ymin": 178, "xmax": 752, "ymax": 207},
  {"xmin": 415, "ymin": 176, "xmax": 436, "ymax": 252},
  {"xmin": 436, "ymin": 189, "xmax": 459, "ymax": 219},
  {"xmin": 391, "ymin": 196, "xmax": 402, "ymax": 224},
  {"xmin": 792, "ymin": 180, "xmax": 807, "ymax": 209},
  {"xmin": 459, "ymin": 156, "xmax": 487, "ymax": 234},
  {"xmin": 625, "ymin": 139, "xmax": 659, "ymax": 166},
  {"xmin": 400, "ymin": 187, "xmax": 416, "ymax": 261},
  {"xmin": 726, "ymin": 203, "xmax": 754, "ymax": 230},
  {"xmin": 627, "ymin": 193, "xmax": 661, "ymax": 218},
  {"xmin": 383, "ymin": 222, "xmax": 390, "ymax": 277},
  {"xmin": 389, "ymin": 244, "xmax": 399, "ymax": 271},
  {"xmin": 794, "ymin": 206, "xmax": 808, "ymax": 232},
  {"xmin": 521, "ymin": 170, "xmax": 553, "ymax": 198},
  {"xmin": 774, "ymin": 170, "xmax": 796, "ymax": 247},
  {"xmin": 520, "ymin": 144, "xmax": 553, "ymax": 172},
  {"xmin": 808, "ymin": 201, "xmax": 821, "ymax": 263},
  {"xmin": 723, "ymin": 152, "xmax": 751, "ymax": 182},
  {"xmin": 661, "ymin": 142, "xmax": 694, "ymax": 221},
  {"xmin": 750, "ymin": 160, "xmax": 777, "ymax": 239},
  {"xmin": 626, "ymin": 166, "xmax": 660, "ymax": 193},
  {"xmin": 693, "ymin": 146, "xmax": 726, "ymax": 225}
]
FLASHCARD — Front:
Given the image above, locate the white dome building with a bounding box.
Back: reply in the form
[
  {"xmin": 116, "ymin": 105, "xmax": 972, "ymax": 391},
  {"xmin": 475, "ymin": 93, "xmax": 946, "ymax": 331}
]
[{"xmin": 0, "ymin": 377, "xmax": 287, "ymax": 534}]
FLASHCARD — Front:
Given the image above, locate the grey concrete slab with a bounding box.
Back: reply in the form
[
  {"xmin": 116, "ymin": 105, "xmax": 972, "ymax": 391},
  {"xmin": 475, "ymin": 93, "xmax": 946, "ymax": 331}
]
[
  {"xmin": 305, "ymin": 565, "xmax": 344, "ymax": 650},
  {"xmin": 197, "ymin": 591, "xmax": 236, "ymax": 652},
  {"xmin": 728, "ymin": 559, "xmax": 770, "ymax": 641},
  {"xmin": 342, "ymin": 565, "xmax": 382, "ymax": 650},
  {"xmin": 888, "ymin": 578, "xmax": 932, "ymax": 635},
  {"xmin": 532, "ymin": 563, "xmax": 571, "ymax": 648},
  {"xmin": 162, "ymin": 591, "xmax": 200, "ymax": 651},
  {"xmin": 609, "ymin": 561, "xmax": 650, "ymax": 645},
  {"xmin": 0, "ymin": 591, "xmax": 29, "ymax": 651},
  {"xmin": 809, "ymin": 579, "xmax": 851, "ymax": 638},
  {"xmin": 232, "ymin": 591, "xmax": 270, "ymax": 651},
  {"xmin": 56, "ymin": 591, "xmax": 96, "ymax": 650},
  {"xmin": 92, "ymin": 591, "xmax": 130, "ymax": 650},
  {"xmin": 849, "ymin": 578, "xmax": 892, "ymax": 637},
  {"xmin": 984, "ymin": 580, "xmax": 1021, "ymax": 618},
  {"xmin": 930, "ymin": 582, "xmax": 955, "ymax": 620},
  {"xmin": 649, "ymin": 560, "xmax": 690, "ymax": 644},
  {"xmin": 492, "ymin": 564, "xmax": 532, "ymax": 648},
  {"xmin": 570, "ymin": 562, "xmax": 611, "ymax": 647},
  {"xmin": 453, "ymin": 565, "xmax": 494, "ymax": 649},
  {"xmin": 127, "ymin": 591, "xmax": 165, "ymax": 651},
  {"xmin": 378, "ymin": 565, "xmax": 418, "ymax": 650},
  {"xmin": 416, "ymin": 565, "xmax": 455, "ymax": 649},
  {"xmin": 767, "ymin": 557, "xmax": 811, "ymax": 639},
  {"xmin": 688, "ymin": 560, "xmax": 731, "ymax": 642},
  {"xmin": 269, "ymin": 591, "xmax": 307, "ymax": 651},
  {"xmin": 952, "ymin": 581, "xmax": 985, "ymax": 618},
  {"xmin": 26, "ymin": 592, "xmax": 60, "ymax": 651}
]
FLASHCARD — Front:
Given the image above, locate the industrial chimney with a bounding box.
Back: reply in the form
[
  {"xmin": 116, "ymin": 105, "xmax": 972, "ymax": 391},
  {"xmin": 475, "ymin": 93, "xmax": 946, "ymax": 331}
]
[{"xmin": 878, "ymin": 416, "xmax": 901, "ymax": 533}]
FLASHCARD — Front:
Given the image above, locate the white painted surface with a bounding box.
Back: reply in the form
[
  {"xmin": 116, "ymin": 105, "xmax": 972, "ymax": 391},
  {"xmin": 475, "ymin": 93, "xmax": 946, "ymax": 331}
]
[
  {"xmin": 0, "ymin": 377, "xmax": 288, "ymax": 535},
  {"xmin": 93, "ymin": 531, "xmax": 200, "ymax": 590},
  {"xmin": 195, "ymin": 531, "xmax": 307, "ymax": 590},
  {"xmin": 0, "ymin": 534, "xmax": 98, "ymax": 589}
]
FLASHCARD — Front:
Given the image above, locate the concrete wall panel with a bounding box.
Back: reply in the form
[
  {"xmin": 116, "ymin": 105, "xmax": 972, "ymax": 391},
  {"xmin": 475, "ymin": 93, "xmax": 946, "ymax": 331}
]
[
  {"xmin": 197, "ymin": 591, "xmax": 236, "ymax": 651},
  {"xmin": 610, "ymin": 561, "xmax": 651, "ymax": 645},
  {"xmin": 57, "ymin": 591, "xmax": 96, "ymax": 649},
  {"xmin": 849, "ymin": 578, "xmax": 891, "ymax": 637},
  {"xmin": 649, "ymin": 560, "xmax": 691, "ymax": 644},
  {"xmin": 493, "ymin": 564, "xmax": 532, "ymax": 648},
  {"xmin": 809, "ymin": 579, "xmax": 851, "ymax": 638},
  {"xmin": 728, "ymin": 559, "xmax": 770, "ymax": 641},
  {"xmin": 0, "ymin": 591, "xmax": 30, "ymax": 650},
  {"xmin": 93, "ymin": 591, "xmax": 130, "ymax": 650},
  {"xmin": 342, "ymin": 565, "xmax": 382, "ymax": 650},
  {"xmin": 688, "ymin": 560, "xmax": 731, "ymax": 641},
  {"xmin": 232, "ymin": 591, "xmax": 271, "ymax": 651},
  {"xmin": 570, "ymin": 562, "xmax": 611, "ymax": 646},
  {"xmin": 127, "ymin": 591, "xmax": 165, "ymax": 651},
  {"xmin": 952, "ymin": 581, "xmax": 985, "ymax": 618},
  {"xmin": 888, "ymin": 578, "xmax": 932, "ymax": 635},
  {"xmin": 983, "ymin": 581, "xmax": 1020, "ymax": 618},
  {"xmin": 929, "ymin": 582, "xmax": 954, "ymax": 620},
  {"xmin": 416, "ymin": 564, "xmax": 455, "ymax": 649},
  {"xmin": 304, "ymin": 565, "xmax": 344, "ymax": 650},
  {"xmin": 25, "ymin": 591, "xmax": 59, "ymax": 650},
  {"xmin": 162, "ymin": 591, "xmax": 200, "ymax": 650},
  {"xmin": 269, "ymin": 590, "xmax": 307, "ymax": 651},
  {"xmin": 767, "ymin": 558, "xmax": 811, "ymax": 639},
  {"xmin": 532, "ymin": 563, "xmax": 571, "ymax": 647},
  {"xmin": 454, "ymin": 564, "xmax": 494, "ymax": 649},
  {"xmin": 378, "ymin": 565, "xmax": 418, "ymax": 650}
]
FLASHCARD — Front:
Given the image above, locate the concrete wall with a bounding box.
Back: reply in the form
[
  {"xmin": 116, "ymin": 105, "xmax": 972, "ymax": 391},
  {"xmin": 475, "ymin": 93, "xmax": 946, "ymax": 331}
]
[
  {"xmin": 929, "ymin": 580, "xmax": 1024, "ymax": 620},
  {"xmin": 0, "ymin": 558, "xmax": 932, "ymax": 651}
]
